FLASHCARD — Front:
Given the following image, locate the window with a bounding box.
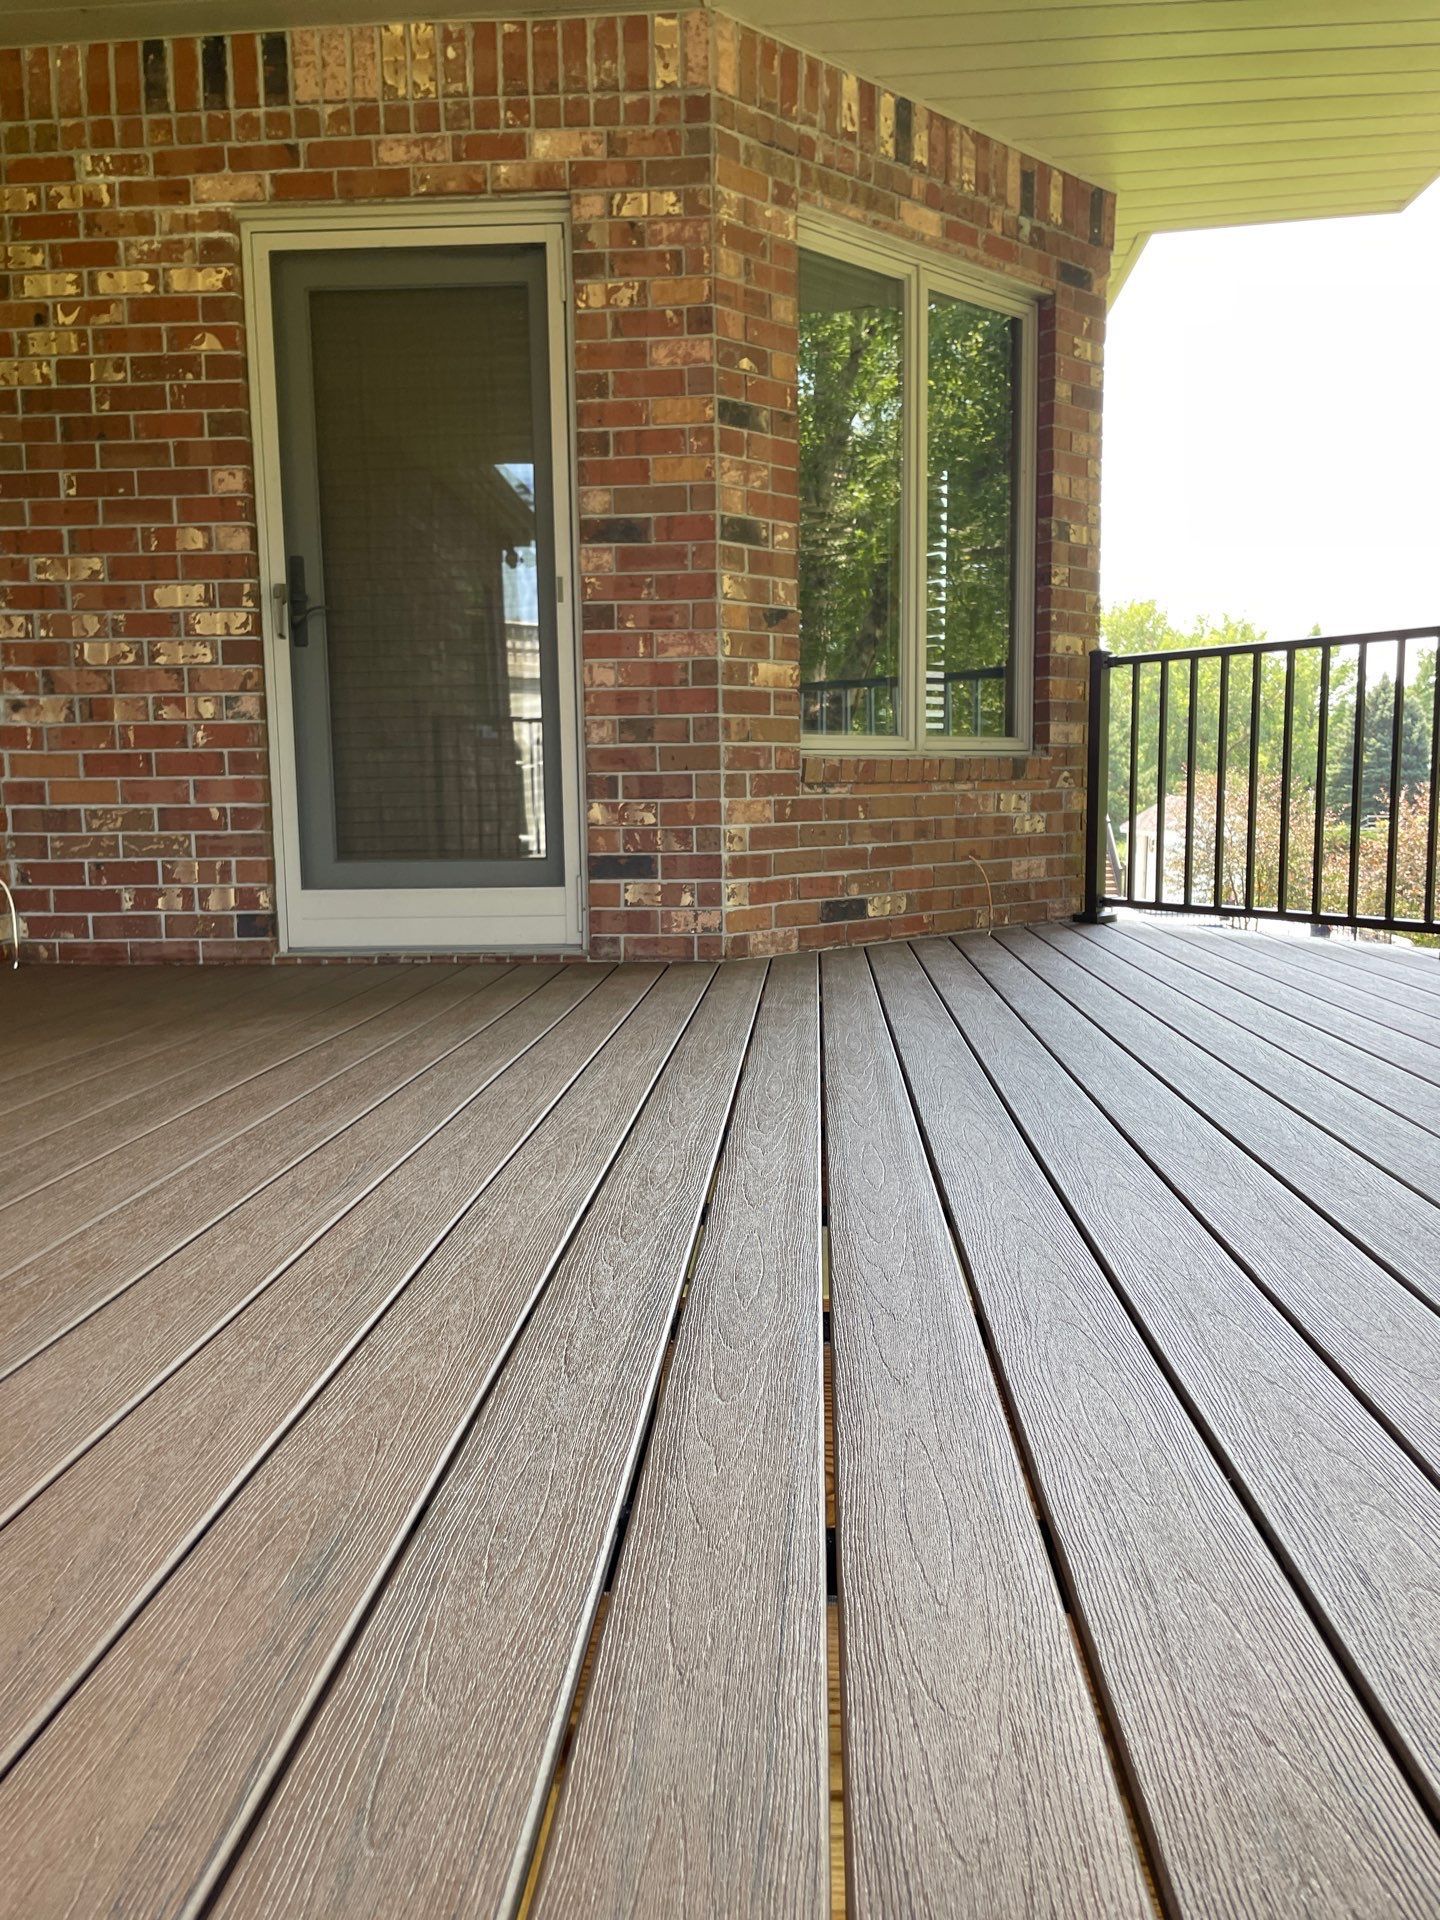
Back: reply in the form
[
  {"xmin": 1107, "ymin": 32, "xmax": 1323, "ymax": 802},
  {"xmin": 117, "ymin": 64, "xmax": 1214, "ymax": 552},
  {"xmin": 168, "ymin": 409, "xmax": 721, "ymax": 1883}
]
[{"xmin": 797, "ymin": 223, "xmax": 1036, "ymax": 751}]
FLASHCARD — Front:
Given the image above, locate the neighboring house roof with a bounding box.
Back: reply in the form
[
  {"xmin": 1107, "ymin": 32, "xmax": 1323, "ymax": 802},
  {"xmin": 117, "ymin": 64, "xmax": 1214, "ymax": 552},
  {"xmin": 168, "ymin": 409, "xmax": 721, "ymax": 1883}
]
[
  {"xmin": 728, "ymin": 0, "xmax": 1440, "ymax": 296},
  {"xmin": 1125, "ymin": 792, "xmax": 1190, "ymax": 849}
]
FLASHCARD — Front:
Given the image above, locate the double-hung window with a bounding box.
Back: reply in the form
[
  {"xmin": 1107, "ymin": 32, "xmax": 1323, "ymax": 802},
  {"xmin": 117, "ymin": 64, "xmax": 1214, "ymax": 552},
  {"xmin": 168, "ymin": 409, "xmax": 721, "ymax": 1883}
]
[{"xmin": 797, "ymin": 219, "xmax": 1037, "ymax": 753}]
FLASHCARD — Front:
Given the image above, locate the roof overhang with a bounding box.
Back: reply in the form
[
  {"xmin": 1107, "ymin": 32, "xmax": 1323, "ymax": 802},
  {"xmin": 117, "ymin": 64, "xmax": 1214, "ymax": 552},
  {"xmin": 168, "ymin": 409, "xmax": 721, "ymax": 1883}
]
[
  {"xmin": 5, "ymin": 1, "xmax": 1439, "ymax": 300},
  {"xmin": 732, "ymin": 0, "xmax": 1440, "ymax": 298}
]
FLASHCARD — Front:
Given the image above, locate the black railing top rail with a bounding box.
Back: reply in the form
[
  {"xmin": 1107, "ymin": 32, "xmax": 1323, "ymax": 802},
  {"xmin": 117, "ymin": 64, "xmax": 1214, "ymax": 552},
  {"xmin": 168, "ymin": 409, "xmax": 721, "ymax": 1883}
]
[
  {"xmin": 1082, "ymin": 622, "xmax": 1440, "ymax": 937},
  {"xmin": 1094, "ymin": 623, "xmax": 1440, "ymax": 670}
]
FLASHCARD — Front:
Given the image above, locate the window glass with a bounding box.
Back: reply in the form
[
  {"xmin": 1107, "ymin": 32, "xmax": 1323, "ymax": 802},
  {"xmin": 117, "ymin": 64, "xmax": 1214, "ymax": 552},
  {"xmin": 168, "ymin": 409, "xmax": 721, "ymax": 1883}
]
[
  {"xmin": 797, "ymin": 249, "xmax": 904, "ymax": 737},
  {"xmin": 309, "ymin": 282, "xmax": 548, "ymax": 863},
  {"xmin": 925, "ymin": 290, "xmax": 1020, "ymax": 738}
]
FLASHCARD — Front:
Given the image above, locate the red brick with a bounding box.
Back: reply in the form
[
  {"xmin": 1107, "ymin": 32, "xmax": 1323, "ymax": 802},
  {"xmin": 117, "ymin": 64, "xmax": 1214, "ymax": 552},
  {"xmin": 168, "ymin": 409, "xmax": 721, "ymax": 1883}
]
[{"xmin": 1, "ymin": 8, "xmax": 1108, "ymax": 966}]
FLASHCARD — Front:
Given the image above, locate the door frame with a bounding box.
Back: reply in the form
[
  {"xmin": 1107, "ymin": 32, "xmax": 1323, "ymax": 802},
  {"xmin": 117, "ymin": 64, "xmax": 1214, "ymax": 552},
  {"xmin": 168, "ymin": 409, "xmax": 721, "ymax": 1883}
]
[{"xmin": 240, "ymin": 200, "xmax": 585, "ymax": 954}]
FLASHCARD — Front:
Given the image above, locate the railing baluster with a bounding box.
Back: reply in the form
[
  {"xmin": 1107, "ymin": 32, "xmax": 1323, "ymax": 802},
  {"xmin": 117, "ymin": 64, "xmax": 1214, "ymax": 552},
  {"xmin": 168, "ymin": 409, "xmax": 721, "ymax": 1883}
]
[
  {"xmin": 1243, "ymin": 647, "xmax": 1262, "ymax": 914},
  {"xmin": 1215, "ymin": 653, "xmax": 1231, "ymax": 908},
  {"xmin": 1074, "ymin": 622, "xmax": 1437, "ymax": 935},
  {"xmin": 1384, "ymin": 637, "xmax": 1407, "ymax": 925},
  {"xmin": 1312, "ymin": 642, "xmax": 1331, "ymax": 919},
  {"xmin": 1126, "ymin": 659, "xmax": 1141, "ymax": 905},
  {"xmin": 1427, "ymin": 641, "xmax": 1440, "ymax": 928},
  {"xmin": 1155, "ymin": 658, "xmax": 1170, "ymax": 904},
  {"xmin": 1278, "ymin": 648, "xmax": 1295, "ymax": 913},
  {"xmin": 1184, "ymin": 655, "xmax": 1198, "ymax": 908},
  {"xmin": 1348, "ymin": 640, "xmax": 1368, "ymax": 921},
  {"xmin": 1081, "ymin": 646, "xmax": 1112, "ymax": 922}
]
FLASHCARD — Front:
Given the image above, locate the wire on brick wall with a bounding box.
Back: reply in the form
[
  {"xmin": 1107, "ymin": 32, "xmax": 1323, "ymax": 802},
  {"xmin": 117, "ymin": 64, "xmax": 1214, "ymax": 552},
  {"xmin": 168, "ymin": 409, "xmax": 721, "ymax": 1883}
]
[{"xmin": 0, "ymin": 877, "xmax": 18, "ymax": 968}]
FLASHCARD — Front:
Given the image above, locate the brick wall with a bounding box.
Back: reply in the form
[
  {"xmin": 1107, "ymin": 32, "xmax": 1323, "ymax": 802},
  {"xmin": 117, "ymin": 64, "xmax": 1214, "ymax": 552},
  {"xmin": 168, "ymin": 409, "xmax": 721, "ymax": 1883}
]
[
  {"xmin": 0, "ymin": 10, "xmax": 1111, "ymax": 964},
  {"xmin": 708, "ymin": 17, "xmax": 1111, "ymax": 955}
]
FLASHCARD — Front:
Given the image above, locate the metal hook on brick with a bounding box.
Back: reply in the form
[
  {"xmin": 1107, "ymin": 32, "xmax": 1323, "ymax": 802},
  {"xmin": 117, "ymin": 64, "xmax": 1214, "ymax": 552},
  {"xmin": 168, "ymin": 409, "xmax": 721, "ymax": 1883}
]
[
  {"xmin": 960, "ymin": 853, "xmax": 994, "ymax": 935},
  {"xmin": 0, "ymin": 876, "xmax": 19, "ymax": 969}
]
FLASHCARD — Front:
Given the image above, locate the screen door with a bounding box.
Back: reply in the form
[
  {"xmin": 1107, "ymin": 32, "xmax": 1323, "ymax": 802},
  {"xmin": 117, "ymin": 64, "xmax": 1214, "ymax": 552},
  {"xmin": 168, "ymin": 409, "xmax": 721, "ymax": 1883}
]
[{"xmin": 256, "ymin": 226, "xmax": 579, "ymax": 951}]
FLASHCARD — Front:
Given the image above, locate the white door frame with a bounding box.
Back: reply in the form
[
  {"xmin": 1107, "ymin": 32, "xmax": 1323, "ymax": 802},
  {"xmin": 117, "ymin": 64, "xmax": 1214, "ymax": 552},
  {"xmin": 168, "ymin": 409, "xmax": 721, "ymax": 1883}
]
[{"xmin": 240, "ymin": 200, "xmax": 585, "ymax": 954}]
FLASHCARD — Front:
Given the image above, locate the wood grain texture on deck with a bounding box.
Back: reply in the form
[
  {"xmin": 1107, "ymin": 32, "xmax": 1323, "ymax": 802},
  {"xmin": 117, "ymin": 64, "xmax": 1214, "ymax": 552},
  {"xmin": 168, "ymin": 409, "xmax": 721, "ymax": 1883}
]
[
  {"xmin": 820, "ymin": 947, "xmax": 1147, "ymax": 1919},
  {"xmin": 1, "ymin": 933, "xmax": 1437, "ymax": 1919},
  {"xmin": 530, "ymin": 953, "xmax": 831, "ymax": 1920},
  {"xmin": 872, "ymin": 938, "xmax": 1440, "ymax": 1919},
  {"xmin": 208, "ymin": 960, "xmax": 766, "ymax": 1920},
  {"xmin": 970, "ymin": 933, "xmax": 1440, "ymax": 1476}
]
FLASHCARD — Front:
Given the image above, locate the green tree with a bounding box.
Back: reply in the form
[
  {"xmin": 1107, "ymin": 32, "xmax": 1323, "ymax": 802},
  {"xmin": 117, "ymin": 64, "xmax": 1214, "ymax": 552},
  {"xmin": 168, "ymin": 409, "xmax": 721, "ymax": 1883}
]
[
  {"xmin": 797, "ymin": 268, "xmax": 1019, "ymax": 736},
  {"xmin": 924, "ymin": 296, "xmax": 1016, "ymax": 732},
  {"xmin": 798, "ymin": 298, "xmax": 903, "ymax": 724},
  {"xmin": 1323, "ymin": 671, "xmax": 1433, "ymax": 817},
  {"xmin": 1099, "ymin": 602, "xmax": 1438, "ymax": 925}
]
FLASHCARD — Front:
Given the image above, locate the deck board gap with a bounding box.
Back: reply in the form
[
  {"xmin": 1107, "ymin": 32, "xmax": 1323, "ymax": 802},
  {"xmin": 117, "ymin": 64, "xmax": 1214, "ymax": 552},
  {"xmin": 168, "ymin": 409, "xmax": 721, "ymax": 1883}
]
[
  {"xmin": 0, "ymin": 969, "xmax": 671, "ymax": 1782},
  {"xmin": 923, "ymin": 940, "xmax": 1440, "ymax": 1826},
  {"xmin": 962, "ymin": 936, "xmax": 1440, "ymax": 1491},
  {"xmin": 0, "ymin": 966, "xmax": 432, "ymax": 1212},
  {"xmin": 865, "ymin": 945, "xmax": 1081, "ymax": 1618},
  {"xmin": 872, "ymin": 948, "xmax": 1197, "ymax": 1907},
  {"xmin": 504, "ymin": 964, "xmax": 772, "ymax": 1913},
  {"xmin": 0, "ymin": 968, "xmax": 571, "ymax": 1400},
  {"xmin": 1067, "ymin": 925, "xmax": 1440, "ymax": 1204},
  {"xmin": 860, "ymin": 943, "xmax": 1176, "ymax": 1901},
  {"xmin": 0, "ymin": 965, "xmax": 544, "ymax": 1287},
  {"xmin": 1020, "ymin": 929, "xmax": 1440, "ymax": 1314},
  {"xmin": 827, "ymin": 1599, "xmax": 847, "ymax": 1920},
  {"xmin": 176, "ymin": 966, "xmax": 720, "ymax": 1920}
]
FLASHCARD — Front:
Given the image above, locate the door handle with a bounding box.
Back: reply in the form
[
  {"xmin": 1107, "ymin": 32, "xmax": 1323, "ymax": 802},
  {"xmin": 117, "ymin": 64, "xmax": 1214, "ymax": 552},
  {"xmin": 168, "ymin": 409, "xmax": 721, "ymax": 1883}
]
[{"xmin": 284, "ymin": 554, "xmax": 330, "ymax": 648}]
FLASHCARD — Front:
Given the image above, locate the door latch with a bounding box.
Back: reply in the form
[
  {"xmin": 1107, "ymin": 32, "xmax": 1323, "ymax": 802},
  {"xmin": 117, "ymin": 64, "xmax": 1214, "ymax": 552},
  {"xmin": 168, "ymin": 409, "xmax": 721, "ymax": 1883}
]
[{"xmin": 281, "ymin": 554, "xmax": 329, "ymax": 647}]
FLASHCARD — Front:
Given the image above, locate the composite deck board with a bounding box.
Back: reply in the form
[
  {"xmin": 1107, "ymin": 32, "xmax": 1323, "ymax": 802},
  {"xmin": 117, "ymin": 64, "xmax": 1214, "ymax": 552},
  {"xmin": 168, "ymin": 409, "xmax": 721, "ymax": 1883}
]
[
  {"xmin": 967, "ymin": 935, "xmax": 1440, "ymax": 1476},
  {"xmin": 0, "ymin": 967, "xmax": 581, "ymax": 1514},
  {"xmin": 4, "ymin": 966, "xmax": 312, "ymax": 1107},
  {"xmin": 531, "ymin": 954, "xmax": 831, "ymax": 1920},
  {"xmin": 12, "ymin": 961, "xmax": 401, "ymax": 1137},
  {"xmin": 0, "ymin": 965, "xmax": 663, "ymax": 1767},
  {"xmin": 0, "ymin": 966, "xmax": 539, "ymax": 1372},
  {"xmin": 1152, "ymin": 923, "xmax": 1440, "ymax": 1060},
  {"xmin": 0, "ymin": 967, "xmax": 711, "ymax": 1919},
  {"xmin": 1068, "ymin": 926, "xmax": 1440, "ymax": 1185},
  {"xmin": 0, "ymin": 963, "xmax": 423, "ymax": 1204},
  {"xmin": 1099, "ymin": 923, "xmax": 1440, "ymax": 1133},
  {"xmin": 870, "ymin": 939, "xmax": 1440, "ymax": 1919},
  {"xmin": 0, "ymin": 970, "xmax": 279, "ymax": 1099},
  {"xmin": 1027, "ymin": 926, "xmax": 1440, "ymax": 1300},
  {"xmin": 0, "ymin": 970, "xmax": 482, "ymax": 1277},
  {"xmin": 1275, "ymin": 934, "xmax": 1440, "ymax": 1014},
  {"xmin": 920, "ymin": 937, "xmax": 1440, "ymax": 1810},
  {"xmin": 1, "ymin": 943, "xmax": 1437, "ymax": 1920},
  {"xmin": 4, "ymin": 957, "xmax": 372, "ymax": 1092},
  {"xmin": 817, "ymin": 948, "xmax": 1147, "ymax": 1919},
  {"xmin": 207, "ymin": 960, "xmax": 767, "ymax": 1920}
]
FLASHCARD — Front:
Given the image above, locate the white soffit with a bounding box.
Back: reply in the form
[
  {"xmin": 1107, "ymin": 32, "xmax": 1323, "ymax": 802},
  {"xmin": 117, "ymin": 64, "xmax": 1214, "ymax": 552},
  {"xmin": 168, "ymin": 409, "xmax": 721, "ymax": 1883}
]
[{"xmin": 731, "ymin": 0, "xmax": 1440, "ymax": 294}]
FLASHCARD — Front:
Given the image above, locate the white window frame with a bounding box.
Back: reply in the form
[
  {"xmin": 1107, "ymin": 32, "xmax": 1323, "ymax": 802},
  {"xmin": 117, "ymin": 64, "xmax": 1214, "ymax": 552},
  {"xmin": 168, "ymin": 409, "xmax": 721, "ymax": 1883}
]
[{"xmin": 797, "ymin": 212, "xmax": 1039, "ymax": 757}]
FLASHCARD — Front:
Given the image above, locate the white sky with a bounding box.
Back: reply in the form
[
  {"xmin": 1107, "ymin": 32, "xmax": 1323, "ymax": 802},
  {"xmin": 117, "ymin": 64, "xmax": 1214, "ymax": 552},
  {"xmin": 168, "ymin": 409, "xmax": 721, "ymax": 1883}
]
[{"xmin": 1101, "ymin": 178, "xmax": 1440, "ymax": 644}]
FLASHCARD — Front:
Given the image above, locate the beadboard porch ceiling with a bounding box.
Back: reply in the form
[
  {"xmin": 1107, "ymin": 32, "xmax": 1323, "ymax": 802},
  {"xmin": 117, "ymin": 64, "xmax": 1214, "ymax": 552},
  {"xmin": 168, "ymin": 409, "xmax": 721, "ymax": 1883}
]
[{"xmin": 5, "ymin": 1, "xmax": 1440, "ymax": 295}]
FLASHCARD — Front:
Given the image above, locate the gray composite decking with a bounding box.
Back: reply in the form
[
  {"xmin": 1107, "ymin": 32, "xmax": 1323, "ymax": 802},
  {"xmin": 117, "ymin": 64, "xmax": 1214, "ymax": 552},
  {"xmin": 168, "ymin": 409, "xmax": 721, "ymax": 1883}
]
[{"xmin": 1, "ymin": 925, "xmax": 1438, "ymax": 1918}]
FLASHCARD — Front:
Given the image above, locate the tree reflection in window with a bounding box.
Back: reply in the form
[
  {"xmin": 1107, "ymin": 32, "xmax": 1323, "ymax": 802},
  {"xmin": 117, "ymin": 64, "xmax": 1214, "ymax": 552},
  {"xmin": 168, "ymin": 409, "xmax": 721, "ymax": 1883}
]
[{"xmin": 798, "ymin": 249, "xmax": 904, "ymax": 737}]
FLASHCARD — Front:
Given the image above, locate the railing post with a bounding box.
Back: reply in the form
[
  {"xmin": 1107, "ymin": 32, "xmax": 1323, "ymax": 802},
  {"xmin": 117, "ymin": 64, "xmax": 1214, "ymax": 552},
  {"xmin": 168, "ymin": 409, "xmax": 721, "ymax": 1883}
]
[{"xmin": 1077, "ymin": 643, "xmax": 1116, "ymax": 923}]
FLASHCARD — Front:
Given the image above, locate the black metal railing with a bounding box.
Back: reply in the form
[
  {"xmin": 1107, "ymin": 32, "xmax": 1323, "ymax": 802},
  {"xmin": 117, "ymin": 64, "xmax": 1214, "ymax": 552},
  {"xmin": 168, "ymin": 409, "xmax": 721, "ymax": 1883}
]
[
  {"xmin": 801, "ymin": 665, "xmax": 1007, "ymax": 737},
  {"xmin": 1080, "ymin": 624, "xmax": 1440, "ymax": 934}
]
